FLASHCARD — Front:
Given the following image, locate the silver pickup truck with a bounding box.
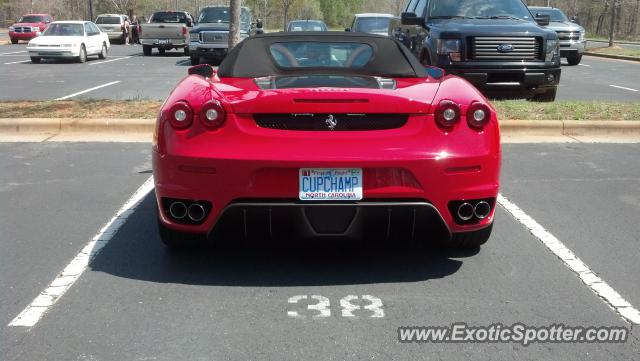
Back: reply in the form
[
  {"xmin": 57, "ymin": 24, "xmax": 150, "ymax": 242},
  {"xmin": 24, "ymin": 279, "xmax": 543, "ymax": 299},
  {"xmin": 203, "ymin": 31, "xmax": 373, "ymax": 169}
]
[
  {"xmin": 188, "ymin": 6, "xmax": 262, "ymax": 65},
  {"xmin": 140, "ymin": 11, "xmax": 194, "ymax": 56}
]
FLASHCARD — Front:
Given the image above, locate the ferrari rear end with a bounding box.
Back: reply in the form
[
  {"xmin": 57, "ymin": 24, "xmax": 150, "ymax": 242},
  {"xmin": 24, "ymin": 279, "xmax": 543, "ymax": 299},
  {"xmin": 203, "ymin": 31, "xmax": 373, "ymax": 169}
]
[{"xmin": 152, "ymin": 33, "xmax": 501, "ymax": 250}]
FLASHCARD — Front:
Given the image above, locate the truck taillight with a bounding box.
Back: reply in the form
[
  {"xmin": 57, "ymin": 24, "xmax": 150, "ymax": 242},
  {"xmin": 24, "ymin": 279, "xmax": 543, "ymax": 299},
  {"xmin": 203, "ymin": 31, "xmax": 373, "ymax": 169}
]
[{"xmin": 182, "ymin": 26, "xmax": 187, "ymax": 35}]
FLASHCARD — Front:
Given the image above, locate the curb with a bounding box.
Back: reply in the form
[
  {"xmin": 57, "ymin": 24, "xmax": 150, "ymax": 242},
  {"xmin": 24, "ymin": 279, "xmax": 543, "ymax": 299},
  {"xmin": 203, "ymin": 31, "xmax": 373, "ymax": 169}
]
[
  {"xmin": 584, "ymin": 52, "xmax": 640, "ymax": 62},
  {"xmin": 587, "ymin": 39, "xmax": 640, "ymax": 46},
  {"xmin": 1, "ymin": 118, "xmax": 640, "ymax": 138}
]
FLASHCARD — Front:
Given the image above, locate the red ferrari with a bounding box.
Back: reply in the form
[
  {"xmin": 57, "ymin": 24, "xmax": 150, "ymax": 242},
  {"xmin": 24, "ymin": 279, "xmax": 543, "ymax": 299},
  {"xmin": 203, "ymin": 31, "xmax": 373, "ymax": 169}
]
[{"xmin": 153, "ymin": 32, "xmax": 501, "ymax": 249}]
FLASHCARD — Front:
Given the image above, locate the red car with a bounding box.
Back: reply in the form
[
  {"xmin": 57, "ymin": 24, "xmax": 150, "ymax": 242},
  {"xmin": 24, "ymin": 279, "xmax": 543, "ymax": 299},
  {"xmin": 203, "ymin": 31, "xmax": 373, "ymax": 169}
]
[
  {"xmin": 9, "ymin": 14, "xmax": 53, "ymax": 44},
  {"xmin": 153, "ymin": 33, "xmax": 501, "ymax": 250}
]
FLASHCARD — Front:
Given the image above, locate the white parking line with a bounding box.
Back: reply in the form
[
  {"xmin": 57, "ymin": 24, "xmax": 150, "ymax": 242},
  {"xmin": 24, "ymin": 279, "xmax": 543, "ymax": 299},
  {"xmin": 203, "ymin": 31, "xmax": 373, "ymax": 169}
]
[
  {"xmin": 3, "ymin": 60, "xmax": 30, "ymax": 65},
  {"xmin": 577, "ymin": 63, "xmax": 591, "ymax": 67},
  {"xmin": 498, "ymin": 194, "xmax": 640, "ymax": 325},
  {"xmin": 8, "ymin": 177, "xmax": 154, "ymax": 328},
  {"xmin": 0, "ymin": 50, "xmax": 26, "ymax": 55},
  {"xmin": 609, "ymin": 84, "xmax": 639, "ymax": 92},
  {"xmin": 54, "ymin": 81, "xmax": 121, "ymax": 100},
  {"xmin": 89, "ymin": 56, "xmax": 132, "ymax": 66}
]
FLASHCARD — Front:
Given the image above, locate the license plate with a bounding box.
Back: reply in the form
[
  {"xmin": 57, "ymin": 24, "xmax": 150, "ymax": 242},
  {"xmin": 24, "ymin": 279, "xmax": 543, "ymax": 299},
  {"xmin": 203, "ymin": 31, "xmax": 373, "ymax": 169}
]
[
  {"xmin": 156, "ymin": 39, "xmax": 170, "ymax": 45},
  {"xmin": 299, "ymin": 168, "xmax": 363, "ymax": 201}
]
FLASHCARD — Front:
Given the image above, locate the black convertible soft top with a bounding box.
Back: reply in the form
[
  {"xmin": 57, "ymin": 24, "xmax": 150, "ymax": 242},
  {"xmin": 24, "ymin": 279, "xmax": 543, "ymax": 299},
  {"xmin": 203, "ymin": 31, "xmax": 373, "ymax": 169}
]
[{"xmin": 217, "ymin": 32, "xmax": 428, "ymax": 78}]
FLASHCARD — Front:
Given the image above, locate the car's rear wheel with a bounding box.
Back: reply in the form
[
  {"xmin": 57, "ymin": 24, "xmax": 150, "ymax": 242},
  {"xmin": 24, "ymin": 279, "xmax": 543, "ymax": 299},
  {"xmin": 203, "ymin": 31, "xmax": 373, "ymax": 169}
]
[
  {"xmin": 30, "ymin": 57, "xmax": 41, "ymax": 63},
  {"xmin": 446, "ymin": 223, "xmax": 493, "ymax": 249},
  {"xmin": 183, "ymin": 47, "xmax": 189, "ymax": 56},
  {"xmin": 98, "ymin": 43, "xmax": 107, "ymax": 59},
  {"xmin": 567, "ymin": 53, "xmax": 582, "ymax": 66},
  {"xmin": 157, "ymin": 219, "xmax": 204, "ymax": 250},
  {"xmin": 142, "ymin": 45, "xmax": 152, "ymax": 56},
  {"xmin": 11, "ymin": 38, "xmax": 18, "ymax": 44},
  {"xmin": 190, "ymin": 54, "xmax": 200, "ymax": 65},
  {"xmin": 530, "ymin": 87, "xmax": 557, "ymax": 102},
  {"xmin": 158, "ymin": 48, "xmax": 166, "ymax": 55},
  {"xmin": 77, "ymin": 45, "xmax": 87, "ymax": 63}
]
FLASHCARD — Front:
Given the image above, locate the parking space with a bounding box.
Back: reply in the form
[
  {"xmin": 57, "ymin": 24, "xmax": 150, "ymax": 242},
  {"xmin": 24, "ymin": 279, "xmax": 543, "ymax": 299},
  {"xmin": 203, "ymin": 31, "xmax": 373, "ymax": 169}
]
[
  {"xmin": 0, "ymin": 43, "xmax": 638, "ymax": 102},
  {"xmin": 1, "ymin": 142, "xmax": 638, "ymax": 360}
]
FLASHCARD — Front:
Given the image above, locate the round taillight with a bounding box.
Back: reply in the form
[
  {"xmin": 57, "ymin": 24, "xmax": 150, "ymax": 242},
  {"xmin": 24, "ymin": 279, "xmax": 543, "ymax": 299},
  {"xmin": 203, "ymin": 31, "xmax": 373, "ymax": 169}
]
[
  {"xmin": 200, "ymin": 100, "xmax": 226, "ymax": 129},
  {"xmin": 467, "ymin": 102, "xmax": 491, "ymax": 130},
  {"xmin": 168, "ymin": 102, "xmax": 193, "ymax": 129},
  {"xmin": 435, "ymin": 100, "xmax": 461, "ymax": 128}
]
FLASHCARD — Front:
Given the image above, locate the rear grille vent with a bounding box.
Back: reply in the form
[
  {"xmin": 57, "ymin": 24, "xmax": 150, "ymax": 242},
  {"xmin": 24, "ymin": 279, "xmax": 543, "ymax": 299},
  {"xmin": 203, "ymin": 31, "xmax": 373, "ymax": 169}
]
[
  {"xmin": 253, "ymin": 113, "xmax": 409, "ymax": 131},
  {"xmin": 469, "ymin": 36, "xmax": 542, "ymax": 61}
]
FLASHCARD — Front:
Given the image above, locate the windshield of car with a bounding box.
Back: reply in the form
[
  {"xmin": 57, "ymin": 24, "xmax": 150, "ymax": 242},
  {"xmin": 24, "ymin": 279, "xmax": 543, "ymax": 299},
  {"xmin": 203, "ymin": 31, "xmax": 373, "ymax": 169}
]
[
  {"xmin": 18, "ymin": 15, "xmax": 44, "ymax": 23},
  {"xmin": 96, "ymin": 16, "xmax": 121, "ymax": 25},
  {"xmin": 531, "ymin": 8, "xmax": 568, "ymax": 22},
  {"xmin": 427, "ymin": 0, "xmax": 532, "ymax": 20},
  {"xmin": 42, "ymin": 23, "xmax": 84, "ymax": 36},
  {"xmin": 151, "ymin": 12, "xmax": 188, "ymax": 23},
  {"xmin": 354, "ymin": 17, "xmax": 391, "ymax": 33},
  {"xmin": 289, "ymin": 21, "xmax": 327, "ymax": 31},
  {"xmin": 198, "ymin": 8, "xmax": 250, "ymax": 27},
  {"xmin": 270, "ymin": 42, "xmax": 373, "ymax": 69}
]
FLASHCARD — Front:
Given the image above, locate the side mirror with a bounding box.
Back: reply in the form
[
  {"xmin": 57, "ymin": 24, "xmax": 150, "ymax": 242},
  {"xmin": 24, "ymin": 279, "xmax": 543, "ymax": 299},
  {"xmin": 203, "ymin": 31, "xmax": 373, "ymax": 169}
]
[
  {"xmin": 256, "ymin": 19, "xmax": 263, "ymax": 29},
  {"xmin": 570, "ymin": 16, "xmax": 577, "ymax": 23},
  {"xmin": 188, "ymin": 64, "xmax": 215, "ymax": 78},
  {"xmin": 535, "ymin": 13, "xmax": 550, "ymax": 26},
  {"xmin": 425, "ymin": 66, "xmax": 445, "ymax": 79},
  {"xmin": 186, "ymin": 19, "xmax": 193, "ymax": 27},
  {"xmin": 401, "ymin": 12, "xmax": 424, "ymax": 27}
]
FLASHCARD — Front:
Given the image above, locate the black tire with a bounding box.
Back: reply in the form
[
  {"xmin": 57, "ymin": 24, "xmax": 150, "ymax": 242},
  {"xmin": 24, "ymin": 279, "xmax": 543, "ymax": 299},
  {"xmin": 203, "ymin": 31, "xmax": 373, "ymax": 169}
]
[
  {"xmin": 157, "ymin": 219, "xmax": 204, "ymax": 250},
  {"xmin": 530, "ymin": 87, "xmax": 557, "ymax": 102},
  {"xmin": 30, "ymin": 57, "xmax": 41, "ymax": 64},
  {"xmin": 447, "ymin": 223, "xmax": 493, "ymax": 249},
  {"xmin": 98, "ymin": 43, "xmax": 107, "ymax": 59},
  {"xmin": 567, "ymin": 53, "xmax": 582, "ymax": 66},
  {"xmin": 77, "ymin": 45, "xmax": 87, "ymax": 63},
  {"xmin": 190, "ymin": 54, "xmax": 200, "ymax": 65},
  {"xmin": 143, "ymin": 45, "xmax": 152, "ymax": 56},
  {"xmin": 184, "ymin": 47, "xmax": 189, "ymax": 56},
  {"xmin": 11, "ymin": 38, "xmax": 18, "ymax": 44},
  {"xmin": 158, "ymin": 48, "xmax": 166, "ymax": 55}
]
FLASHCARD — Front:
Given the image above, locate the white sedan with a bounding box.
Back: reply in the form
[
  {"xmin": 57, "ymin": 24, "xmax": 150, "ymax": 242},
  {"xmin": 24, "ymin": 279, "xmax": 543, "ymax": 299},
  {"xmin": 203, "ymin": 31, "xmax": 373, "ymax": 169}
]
[{"xmin": 27, "ymin": 21, "xmax": 110, "ymax": 63}]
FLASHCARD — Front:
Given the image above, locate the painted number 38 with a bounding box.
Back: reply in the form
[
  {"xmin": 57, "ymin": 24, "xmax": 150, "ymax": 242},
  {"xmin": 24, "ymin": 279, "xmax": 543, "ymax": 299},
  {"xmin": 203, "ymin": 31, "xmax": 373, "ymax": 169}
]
[{"xmin": 287, "ymin": 295, "xmax": 385, "ymax": 319}]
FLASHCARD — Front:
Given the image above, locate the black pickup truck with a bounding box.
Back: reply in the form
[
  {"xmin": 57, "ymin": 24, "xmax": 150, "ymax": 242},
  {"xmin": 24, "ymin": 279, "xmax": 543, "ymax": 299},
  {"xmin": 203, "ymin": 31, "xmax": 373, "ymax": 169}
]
[{"xmin": 390, "ymin": 0, "xmax": 561, "ymax": 101}]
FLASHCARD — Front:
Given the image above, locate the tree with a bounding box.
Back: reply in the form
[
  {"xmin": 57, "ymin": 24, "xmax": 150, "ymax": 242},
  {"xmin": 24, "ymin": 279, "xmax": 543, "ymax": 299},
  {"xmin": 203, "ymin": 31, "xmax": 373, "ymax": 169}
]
[
  {"xmin": 228, "ymin": 0, "xmax": 241, "ymax": 48},
  {"xmin": 282, "ymin": 0, "xmax": 296, "ymax": 31}
]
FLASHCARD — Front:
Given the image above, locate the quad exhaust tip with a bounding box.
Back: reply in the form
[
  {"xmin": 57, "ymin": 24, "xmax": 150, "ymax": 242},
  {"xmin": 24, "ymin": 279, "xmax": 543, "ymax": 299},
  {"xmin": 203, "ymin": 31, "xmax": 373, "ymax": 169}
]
[
  {"xmin": 187, "ymin": 203, "xmax": 206, "ymax": 222},
  {"xmin": 457, "ymin": 202, "xmax": 475, "ymax": 221},
  {"xmin": 169, "ymin": 201, "xmax": 188, "ymax": 220},
  {"xmin": 474, "ymin": 201, "xmax": 491, "ymax": 220}
]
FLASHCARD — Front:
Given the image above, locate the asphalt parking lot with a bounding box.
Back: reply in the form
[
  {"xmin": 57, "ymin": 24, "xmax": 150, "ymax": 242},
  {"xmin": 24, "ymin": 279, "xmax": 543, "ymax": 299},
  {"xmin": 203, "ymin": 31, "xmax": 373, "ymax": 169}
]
[
  {"xmin": 0, "ymin": 43, "xmax": 639, "ymax": 102},
  {"xmin": 1, "ymin": 142, "xmax": 639, "ymax": 360}
]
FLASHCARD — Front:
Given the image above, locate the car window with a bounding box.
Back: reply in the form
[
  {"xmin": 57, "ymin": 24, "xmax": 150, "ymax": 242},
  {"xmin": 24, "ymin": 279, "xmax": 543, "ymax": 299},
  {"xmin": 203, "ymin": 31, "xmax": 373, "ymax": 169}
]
[
  {"xmin": 414, "ymin": 0, "xmax": 428, "ymax": 16},
  {"xmin": 531, "ymin": 8, "xmax": 568, "ymax": 22},
  {"xmin": 89, "ymin": 23, "xmax": 101, "ymax": 34},
  {"xmin": 406, "ymin": 0, "xmax": 419, "ymax": 12},
  {"xmin": 427, "ymin": 0, "xmax": 532, "ymax": 20},
  {"xmin": 96, "ymin": 16, "xmax": 121, "ymax": 24},
  {"xmin": 354, "ymin": 17, "xmax": 391, "ymax": 33},
  {"xmin": 18, "ymin": 15, "xmax": 44, "ymax": 23},
  {"xmin": 151, "ymin": 11, "xmax": 188, "ymax": 23},
  {"xmin": 84, "ymin": 23, "xmax": 92, "ymax": 36},
  {"xmin": 42, "ymin": 23, "xmax": 84, "ymax": 36},
  {"xmin": 270, "ymin": 42, "xmax": 374, "ymax": 69}
]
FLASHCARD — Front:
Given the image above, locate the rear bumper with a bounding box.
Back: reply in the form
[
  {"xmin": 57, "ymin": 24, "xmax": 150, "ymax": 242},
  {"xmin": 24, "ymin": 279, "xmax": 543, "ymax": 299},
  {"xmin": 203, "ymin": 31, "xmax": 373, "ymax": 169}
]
[
  {"xmin": 153, "ymin": 114, "xmax": 501, "ymax": 240},
  {"xmin": 140, "ymin": 39, "xmax": 187, "ymax": 47}
]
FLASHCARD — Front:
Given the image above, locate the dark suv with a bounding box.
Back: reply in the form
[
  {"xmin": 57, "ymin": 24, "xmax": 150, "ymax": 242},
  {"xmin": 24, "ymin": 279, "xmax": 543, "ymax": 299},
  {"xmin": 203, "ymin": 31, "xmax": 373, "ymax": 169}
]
[{"xmin": 391, "ymin": 0, "xmax": 561, "ymax": 101}]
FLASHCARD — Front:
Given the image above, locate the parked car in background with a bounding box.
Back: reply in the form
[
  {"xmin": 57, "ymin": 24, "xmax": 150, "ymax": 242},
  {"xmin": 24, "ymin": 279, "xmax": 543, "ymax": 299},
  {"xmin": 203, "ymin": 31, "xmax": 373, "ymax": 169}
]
[
  {"xmin": 140, "ymin": 11, "xmax": 194, "ymax": 56},
  {"xmin": 9, "ymin": 14, "xmax": 53, "ymax": 44},
  {"xmin": 95, "ymin": 14, "xmax": 130, "ymax": 44},
  {"xmin": 26, "ymin": 21, "xmax": 110, "ymax": 63},
  {"xmin": 528, "ymin": 6, "xmax": 586, "ymax": 65},
  {"xmin": 287, "ymin": 20, "xmax": 328, "ymax": 32},
  {"xmin": 391, "ymin": 0, "xmax": 561, "ymax": 101},
  {"xmin": 154, "ymin": 32, "xmax": 501, "ymax": 250},
  {"xmin": 346, "ymin": 13, "xmax": 396, "ymax": 36},
  {"xmin": 188, "ymin": 6, "xmax": 262, "ymax": 65}
]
